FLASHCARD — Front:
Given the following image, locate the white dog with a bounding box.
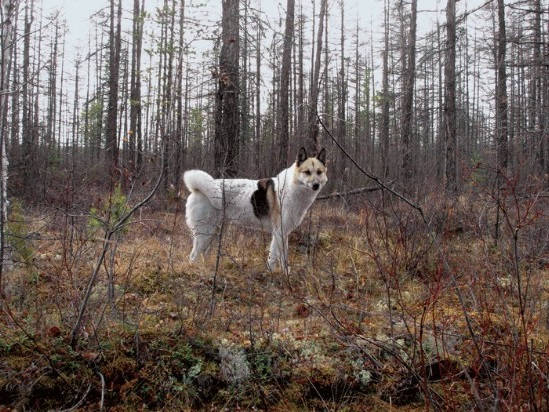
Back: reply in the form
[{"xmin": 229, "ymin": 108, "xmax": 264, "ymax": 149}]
[{"xmin": 183, "ymin": 147, "xmax": 327, "ymax": 270}]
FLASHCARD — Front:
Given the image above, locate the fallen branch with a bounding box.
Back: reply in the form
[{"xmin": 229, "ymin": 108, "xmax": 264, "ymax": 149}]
[{"xmin": 318, "ymin": 182, "xmax": 394, "ymax": 200}]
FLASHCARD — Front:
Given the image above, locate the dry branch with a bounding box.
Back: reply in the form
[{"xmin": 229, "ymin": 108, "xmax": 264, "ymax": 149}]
[
  {"xmin": 317, "ymin": 183, "xmax": 393, "ymax": 200},
  {"xmin": 70, "ymin": 146, "xmax": 165, "ymax": 347}
]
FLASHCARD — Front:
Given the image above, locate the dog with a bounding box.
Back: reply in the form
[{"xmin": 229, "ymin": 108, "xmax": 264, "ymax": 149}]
[{"xmin": 183, "ymin": 147, "xmax": 327, "ymax": 270}]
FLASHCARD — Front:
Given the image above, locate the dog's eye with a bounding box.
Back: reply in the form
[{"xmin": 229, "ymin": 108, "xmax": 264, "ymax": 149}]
[
  {"xmin": 304, "ymin": 170, "xmax": 311, "ymax": 175},
  {"xmin": 317, "ymin": 170, "xmax": 322, "ymax": 175}
]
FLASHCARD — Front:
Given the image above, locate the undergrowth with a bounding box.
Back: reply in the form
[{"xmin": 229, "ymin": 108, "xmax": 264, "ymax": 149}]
[{"xmin": 1, "ymin": 181, "xmax": 548, "ymax": 410}]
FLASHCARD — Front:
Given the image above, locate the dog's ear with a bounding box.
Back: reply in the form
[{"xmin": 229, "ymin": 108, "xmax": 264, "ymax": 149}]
[
  {"xmin": 296, "ymin": 147, "xmax": 308, "ymax": 166},
  {"xmin": 316, "ymin": 148, "xmax": 326, "ymax": 165}
]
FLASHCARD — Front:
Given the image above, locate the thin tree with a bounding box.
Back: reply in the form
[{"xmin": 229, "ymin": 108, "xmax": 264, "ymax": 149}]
[
  {"xmin": 380, "ymin": 0, "xmax": 390, "ymax": 178},
  {"xmin": 306, "ymin": 0, "xmax": 327, "ymax": 153},
  {"xmin": 105, "ymin": 0, "xmax": 122, "ymax": 183},
  {"xmin": 21, "ymin": 0, "xmax": 33, "ymax": 189},
  {"xmin": 278, "ymin": 0, "xmax": 295, "ymax": 168},
  {"xmin": 496, "ymin": 0, "xmax": 508, "ymax": 173},
  {"xmin": 444, "ymin": 0, "xmax": 457, "ymax": 193},
  {"xmin": 401, "ymin": 0, "xmax": 417, "ymax": 188},
  {"xmin": 0, "ymin": 0, "xmax": 17, "ymax": 292},
  {"xmin": 129, "ymin": 0, "xmax": 144, "ymax": 175},
  {"xmin": 336, "ymin": 0, "xmax": 346, "ymax": 175},
  {"xmin": 174, "ymin": 0, "xmax": 185, "ymax": 187}
]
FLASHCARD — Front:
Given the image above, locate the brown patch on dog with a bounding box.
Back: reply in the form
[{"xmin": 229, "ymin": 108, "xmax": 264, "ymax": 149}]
[{"xmin": 266, "ymin": 180, "xmax": 280, "ymax": 225}]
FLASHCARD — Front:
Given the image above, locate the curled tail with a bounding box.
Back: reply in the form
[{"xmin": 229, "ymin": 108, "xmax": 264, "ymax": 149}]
[{"xmin": 183, "ymin": 170, "xmax": 223, "ymax": 209}]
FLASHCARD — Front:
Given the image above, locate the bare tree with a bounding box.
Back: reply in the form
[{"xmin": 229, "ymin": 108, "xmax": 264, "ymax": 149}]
[
  {"xmin": 380, "ymin": 0, "xmax": 390, "ymax": 179},
  {"xmin": 278, "ymin": 0, "xmax": 295, "ymax": 169},
  {"xmin": 129, "ymin": 0, "xmax": 144, "ymax": 175},
  {"xmin": 306, "ymin": 0, "xmax": 327, "ymax": 153},
  {"xmin": 444, "ymin": 0, "xmax": 457, "ymax": 193},
  {"xmin": 401, "ymin": 0, "xmax": 417, "ymax": 188},
  {"xmin": 105, "ymin": 0, "xmax": 122, "ymax": 182},
  {"xmin": 496, "ymin": 0, "xmax": 508, "ymax": 172},
  {"xmin": 0, "ymin": 0, "xmax": 17, "ymax": 292},
  {"xmin": 214, "ymin": 0, "xmax": 240, "ymax": 177},
  {"xmin": 21, "ymin": 0, "xmax": 33, "ymax": 189}
]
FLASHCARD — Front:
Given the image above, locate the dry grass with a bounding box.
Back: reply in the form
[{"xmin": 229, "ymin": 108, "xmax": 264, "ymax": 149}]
[{"xmin": 1, "ymin": 189, "xmax": 548, "ymax": 410}]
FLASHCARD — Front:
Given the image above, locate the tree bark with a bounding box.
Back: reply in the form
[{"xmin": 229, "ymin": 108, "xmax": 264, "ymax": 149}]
[
  {"xmin": 278, "ymin": 0, "xmax": 295, "ymax": 168},
  {"xmin": 129, "ymin": 0, "xmax": 144, "ymax": 175},
  {"xmin": 306, "ymin": 0, "xmax": 327, "ymax": 154},
  {"xmin": 496, "ymin": 0, "xmax": 508, "ymax": 172},
  {"xmin": 22, "ymin": 0, "xmax": 33, "ymax": 189},
  {"xmin": 401, "ymin": 0, "xmax": 417, "ymax": 188},
  {"xmin": 214, "ymin": 0, "xmax": 240, "ymax": 177},
  {"xmin": 0, "ymin": 0, "xmax": 17, "ymax": 292},
  {"xmin": 105, "ymin": 0, "xmax": 122, "ymax": 183},
  {"xmin": 380, "ymin": 0, "xmax": 390, "ymax": 179},
  {"xmin": 444, "ymin": 0, "xmax": 457, "ymax": 193}
]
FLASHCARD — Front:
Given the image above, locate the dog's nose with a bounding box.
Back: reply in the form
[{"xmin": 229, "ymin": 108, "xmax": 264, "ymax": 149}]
[{"xmin": 312, "ymin": 183, "xmax": 319, "ymax": 191}]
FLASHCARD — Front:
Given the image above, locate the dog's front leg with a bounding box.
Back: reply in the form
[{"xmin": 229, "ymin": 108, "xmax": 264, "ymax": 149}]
[{"xmin": 267, "ymin": 228, "xmax": 289, "ymax": 274}]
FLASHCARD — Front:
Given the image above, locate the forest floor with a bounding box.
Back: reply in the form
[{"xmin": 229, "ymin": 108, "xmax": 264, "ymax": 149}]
[{"xmin": 1, "ymin": 190, "xmax": 548, "ymax": 410}]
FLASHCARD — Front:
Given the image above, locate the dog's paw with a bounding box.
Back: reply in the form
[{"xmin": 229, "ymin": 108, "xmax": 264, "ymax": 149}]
[
  {"xmin": 267, "ymin": 257, "xmax": 278, "ymax": 272},
  {"xmin": 189, "ymin": 251, "xmax": 198, "ymax": 264}
]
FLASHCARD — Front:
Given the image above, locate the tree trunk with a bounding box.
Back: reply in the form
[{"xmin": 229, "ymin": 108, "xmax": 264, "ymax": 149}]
[
  {"xmin": 105, "ymin": 0, "xmax": 122, "ymax": 183},
  {"xmin": 444, "ymin": 0, "xmax": 457, "ymax": 193},
  {"xmin": 306, "ymin": 0, "xmax": 327, "ymax": 154},
  {"xmin": 22, "ymin": 0, "xmax": 33, "ymax": 189},
  {"xmin": 401, "ymin": 0, "xmax": 417, "ymax": 188},
  {"xmin": 278, "ymin": 0, "xmax": 294, "ymax": 169},
  {"xmin": 255, "ymin": 13, "xmax": 261, "ymax": 174},
  {"xmin": 214, "ymin": 0, "xmax": 240, "ymax": 177},
  {"xmin": 0, "ymin": 0, "xmax": 17, "ymax": 292},
  {"xmin": 336, "ymin": 0, "xmax": 346, "ymax": 176},
  {"xmin": 129, "ymin": 0, "xmax": 144, "ymax": 175},
  {"xmin": 380, "ymin": 0, "xmax": 390, "ymax": 179},
  {"xmin": 496, "ymin": 0, "xmax": 508, "ymax": 172},
  {"xmin": 175, "ymin": 0, "xmax": 185, "ymax": 187}
]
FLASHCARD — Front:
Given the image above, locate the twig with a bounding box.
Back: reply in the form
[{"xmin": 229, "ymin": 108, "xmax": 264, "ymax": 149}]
[
  {"xmin": 317, "ymin": 114, "xmax": 490, "ymax": 408},
  {"xmin": 210, "ymin": 175, "xmax": 227, "ymax": 317},
  {"xmin": 61, "ymin": 382, "xmax": 91, "ymax": 411},
  {"xmin": 70, "ymin": 145, "xmax": 165, "ymax": 347},
  {"xmin": 316, "ymin": 115, "xmax": 427, "ymax": 221},
  {"xmin": 97, "ymin": 370, "xmax": 105, "ymax": 412}
]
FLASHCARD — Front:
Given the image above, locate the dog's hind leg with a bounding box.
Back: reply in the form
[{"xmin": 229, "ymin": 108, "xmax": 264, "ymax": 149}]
[
  {"xmin": 190, "ymin": 232, "xmax": 214, "ymax": 262},
  {"xmin": 186, "ymin": 191, "xmax": 218, "ymax": 263},
  {"xmin": 267, "ymin": 228, "xmax": 289, "ymax": 273}
]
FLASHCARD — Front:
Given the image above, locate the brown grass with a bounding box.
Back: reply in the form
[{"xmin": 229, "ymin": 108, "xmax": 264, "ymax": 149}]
[{"xmin": 1, "ymin": 188, "xmax": 548, "ymax": 410}]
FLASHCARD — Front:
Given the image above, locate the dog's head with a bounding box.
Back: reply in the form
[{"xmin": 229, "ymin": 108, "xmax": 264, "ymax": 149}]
[{"xmin": 293, "ymin": 147, "xmax": 328, "ymax": 192}]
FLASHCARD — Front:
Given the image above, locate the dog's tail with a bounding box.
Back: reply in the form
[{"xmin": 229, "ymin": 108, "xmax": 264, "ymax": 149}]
[{"xmin": 183, "ymin": 170, "xmax": 223, "ymax": 209}]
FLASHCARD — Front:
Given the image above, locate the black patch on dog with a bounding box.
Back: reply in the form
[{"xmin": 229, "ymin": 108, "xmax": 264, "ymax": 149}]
[{"xmin": 251, "ymin": 178, "xmax": 273, "ymax": 218}]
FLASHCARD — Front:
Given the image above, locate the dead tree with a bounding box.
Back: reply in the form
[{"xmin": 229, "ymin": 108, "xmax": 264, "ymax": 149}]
[
  {"xmin": 105, "ymin": 0, "xmax": 122, "ymax": 182},
  {"xmin": 401, "ymin": 0, "xmax": 417, "ymax": 188},
  {"xmin": 0, "ymin": 0, "xmax": 17, "ymax": 292},
  {"xmin": 306, "ymin": 0, "xmax": 327, "ymax": 154},
  {"xmin": 496, "ymin": 0, "xmax": 508, "ymax": 172},
  {"xmin": 444, "ymin": 0, "xmax": 457, "ymax": 193},
  {"xmin": 278, "ymin": 0, "xmax": 295, "ymax": 169},
  {"xmin": 214, "ymin": 0, "xmax": 240, "ymax": 177}
]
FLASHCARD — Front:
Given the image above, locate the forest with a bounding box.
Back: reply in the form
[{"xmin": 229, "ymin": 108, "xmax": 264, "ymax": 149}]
[{"xmin": 0, "ymin": 0, "xmax": 548, "ymax": 409}]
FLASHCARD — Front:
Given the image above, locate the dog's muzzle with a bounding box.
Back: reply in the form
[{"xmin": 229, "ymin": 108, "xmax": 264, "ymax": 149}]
[{"xmin": 312, "ymin": 183, "xmax": 319, "ymax": 191}]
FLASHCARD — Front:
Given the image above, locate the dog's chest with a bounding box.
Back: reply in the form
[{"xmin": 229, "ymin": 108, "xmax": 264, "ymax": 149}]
[{"xmin": 277, "ymin": 187, "xmax": 315, "ymax": 230}]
